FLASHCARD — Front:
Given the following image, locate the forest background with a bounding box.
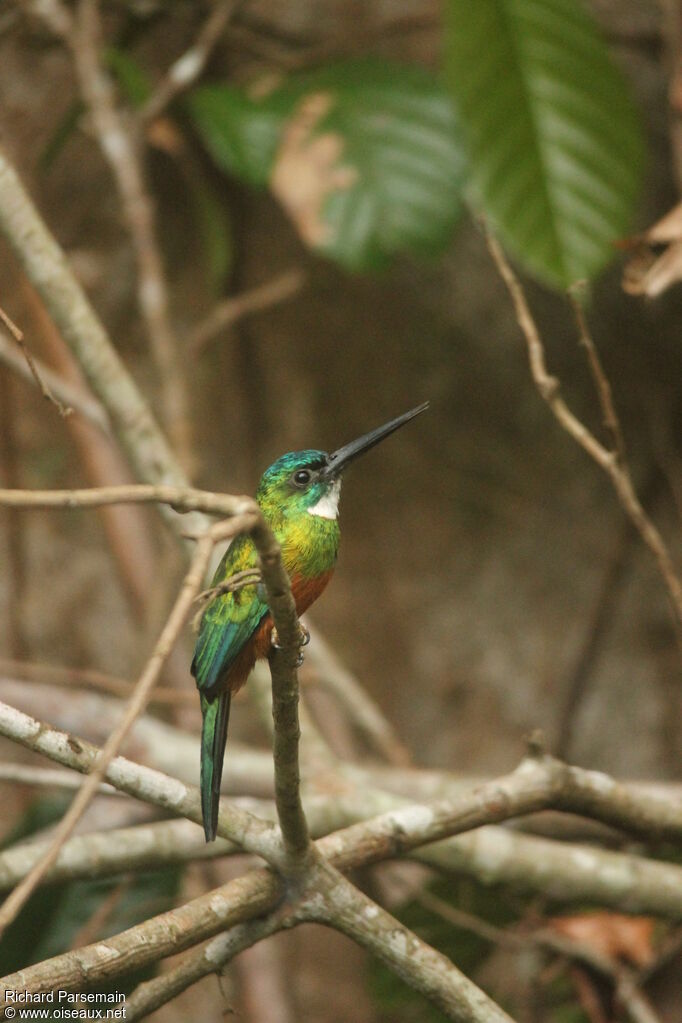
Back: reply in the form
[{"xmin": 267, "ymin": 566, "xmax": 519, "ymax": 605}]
[{"xmin": 1, "ymin": 1, "xmax": 682, "ymax": 1021}]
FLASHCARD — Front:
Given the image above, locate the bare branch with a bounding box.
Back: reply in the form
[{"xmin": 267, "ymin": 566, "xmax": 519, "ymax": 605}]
[
  {"xmin": 0, "ymin": 515, "xmax": 249, "ymax": 937},
  {"xmin": 0, "ymin": 657, "xmax": 195, "ymax": 707},
  {"xmin": 0, "ymin": 762, "xmax": 119, "ymax": 793},
  {"xmin": 0, "ymin": 700, "xmax": 278, "ymax": 859},
  {"xmin": 306, "ymin": 624, "xmax": 411, "ymax": 765},
  {"xmin": 0, "ymin": 141, "xmax": 202, "ymax": 536},
  {"xmin": 250, "ymin": 517, "xmax": 312, "ymax": 870},
  {"xmin": 569, "ymin": 285, "xmax": 627, "ymax": 464},
  {"xmin": 0, "ymin": 482, "xmax": 255, "ymax": 518},
  {"xmin": 141, "ymin": 0, "xmax": 241, "ymax": 123},
  {"xmin": 307, "ymin": 860, "xmax": 514, "ymax": 1023},
  {"xmin": 0, "ymin": 329, "xmax": 110, "ymax": 432},
  {"xmin": 485, "ymin": 229, "xmax": 682, "ymax": 631},
  {"xmin": 4, "ymin": 737, "xmax": 682, "ymax": 1002},
  {"xmin": 125, "ymin": 914, "xmax": 286, "ymax": 1021},
  {"xmin": 71, "ymin": 0, "xmax": 193, "ymax": 468},
  {"xmin": 0, "ymin": 306, "xmax": 73, "ymax": 419},
  {"xmin": 188, "ymin": 268, "xmax": 306, "ymax": 356}
]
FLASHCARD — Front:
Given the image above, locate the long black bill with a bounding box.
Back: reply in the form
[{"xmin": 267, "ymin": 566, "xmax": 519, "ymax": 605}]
[{"xmin": 321, "ymin": 401, "xmax": 429, "ymax": 479}]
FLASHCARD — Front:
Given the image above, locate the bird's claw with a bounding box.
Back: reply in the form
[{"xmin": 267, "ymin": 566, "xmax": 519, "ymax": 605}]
[{"xmin": 271, "ymin": 623, "xmax": 310, "ymax": 664}]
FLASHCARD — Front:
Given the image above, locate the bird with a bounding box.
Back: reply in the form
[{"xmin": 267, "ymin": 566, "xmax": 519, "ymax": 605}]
[{"xmin": 191, "ymin": 401, "xmax": 429, "ymax": 841}]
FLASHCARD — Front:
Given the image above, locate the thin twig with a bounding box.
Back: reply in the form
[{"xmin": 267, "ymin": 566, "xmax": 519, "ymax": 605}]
[
  {"xmin": 306, "ymin": 625, "xmax": 411, "ymax": 766},
  {"xmin": 4, "ymin": 731, "xmax": 682, "ymax": 1002},
  {"xmin": 307, "ymin": 858, "xmax": 514, "ymax": 1023},
  {"xmin": 0, "ymin": 141, "xmax": 201, "ymax": 538},
  {"xmin": 0, "ymin": 515, "xmax": 245, "ymax": 938},
  {"xmin": 568, "ymin": 284, "xmax": 627, "ymax": 464},
  {"xmin": 0, "ymin": 305, "xmax": 73, "ymax": 418},
  {"xmin": 0, "ymin": 698, "xmax": 277, "ymax": 858},
  {"xmin": 189, "ymin": 268, "xmax": 306, "ymax": 356},
  {"xmin": 0, "ymin": 762, "xmax": 119, "ymax": 793},
  {"xmin": 0, "ymin": 658, "xmax": 195, "ymax": 706},
  {"xmin": 125, "ymin": 914, "xmax": 287, "ymax": 1021},
  {"xmin": 485, "ymin": 229, "xmax": 682, "ymax": 631},
  {"xmin": 0, "ymin": 369, "xmax": 27, "ymax": 659},
  {"xmin": 0, "ymin": 328, "xmax": 110, "ymax": 432},
  {"xmin": 141, "ymin": 0, "xmax": 241, "ymax": 123},
  {"xmin": 0, "ymin": 482, "xmax": 255, "ymax": 518},
  {"xmin": 72, "ymin": 0, "xmax": 193, "ymax": 470},
  {"xmin": 195, "ymin": 568, "xmax": 262, "ymax": 604}
]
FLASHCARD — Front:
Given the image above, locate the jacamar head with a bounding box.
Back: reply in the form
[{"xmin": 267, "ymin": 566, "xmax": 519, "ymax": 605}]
[{"xmin": 256, "ymin": 401, "xmax": 429, "ymax": 522}]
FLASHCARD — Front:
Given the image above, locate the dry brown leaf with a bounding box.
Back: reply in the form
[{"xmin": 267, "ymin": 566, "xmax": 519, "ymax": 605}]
[
  {"xmin": 622, "ymin": 202, "xmax": 682, "ymax": 296},
  {"xmin": 146, "ymin": 116, "xmax": 184, "ymax": 156},
  {"xmin": 269, "ymin": 92, "xmax": 358, "ymax": 248},
  {"xmin": 549, "ymin": 911, "xmax": 656, "ymax": 968}
]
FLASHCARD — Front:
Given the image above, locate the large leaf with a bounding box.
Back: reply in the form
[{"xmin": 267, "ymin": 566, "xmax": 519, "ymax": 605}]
[
  {"xmin": 445, "ymin": 0, "xmax": 644, "ymax": 286},
  {"xmin": 188, "ymin": 85, "xmax": 284, "ymax": 187},
  {"xmin": 188, "ymin": 61, "xmax": 466, "ymax": 270}
]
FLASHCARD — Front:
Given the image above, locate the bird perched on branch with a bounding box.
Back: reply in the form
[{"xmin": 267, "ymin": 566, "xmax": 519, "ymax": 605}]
[{"xmin": 192, "ymin": 402, "xmax": 429, "ymax": 841}]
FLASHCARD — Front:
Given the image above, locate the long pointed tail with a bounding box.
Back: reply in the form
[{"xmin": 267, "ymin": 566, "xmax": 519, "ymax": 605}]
[{"xmin": 200, "ymin": 690, "xmax": 231, "ymax": 842}]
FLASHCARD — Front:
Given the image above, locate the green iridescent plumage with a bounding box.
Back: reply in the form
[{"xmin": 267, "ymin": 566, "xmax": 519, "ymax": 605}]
[
  {"xmin": 193, "ymin": 451, "xmax": 340, "ymax": 840},
  {"xmin": 192, "ymin": 404, "xmax": 429, "ymax": 842},
  {"xmin": 193, "ymin": 533, "xmax": 268, "ymax": 696}
]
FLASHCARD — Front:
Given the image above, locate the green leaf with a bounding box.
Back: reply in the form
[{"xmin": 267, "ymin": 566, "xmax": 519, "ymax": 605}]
[
  {"xmin": 187, "ymin": 85, "xmax": 284, "ymax": 187},
  {"xmin": 188, "ymin": 60, "xmax": 466, "ymax": 270},
  {"xmin": 444, "ymin": 0, "xmax": 645, "ymax": 286}
]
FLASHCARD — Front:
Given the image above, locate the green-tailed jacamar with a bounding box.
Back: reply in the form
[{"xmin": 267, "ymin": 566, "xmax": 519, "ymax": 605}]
[{"xmin": 191, "ymin": 402, "xmax": 429, "ymax": 841}]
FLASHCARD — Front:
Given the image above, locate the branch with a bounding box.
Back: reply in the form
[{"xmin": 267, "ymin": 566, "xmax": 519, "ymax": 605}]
[
  {"xmin": 307, "ymin": 860, "xmax": 514, "ymax": 1023},
  {"xmin": 0, "ymin": 762, "xmax": 119, "ymax": 793},
  {"xmin": 0, "ymin": 307, "xmax": 75, "ymax": 421},
  {"xmin": 251, "ymin": 518, "xmax": 312, "ymax": 870},
  {"xmin": 0, "ymin": 657, "xmax": 195, "ymax": 707},
  {"xmin": 125, "ymin": 914, "xmax": 286, "ymax": 1021},
  {"xmin": 70, "ymin": 0, "xmax": 193, "ymax": 468},
  {"xmin": 2, "ymin": 782, "xmax": 682, "ymax": 921},
  {"xmin": 0, "ymin": 482, "xmax": 254, "ymax": 518},
  {"xmin": 141, "ymin": 0, "xmax": 241, "ymax": 123},
  {"xmin": 306, "ymin": 624, "xmax": 411, "ymax": 765},
  {"xmin": 0, "ymin": 514, "xmax": 254, "ymax": 937},
  {"xmin": 0, "ymin": 673, "xmax": 275, "ymax": 795},
  {"xmin": 188, "ymin": 268, "xmax": 306, "ymax": 355},
  {"xmin": 4, "ymin": 733, "xmax": 682, "ymax": 997},
  {"xmin": 0, "ymin": 700, "xmax": 278, "ymax": 861},
  {"xmin": 0, "ymin": 329, "xmax": 110, "ymax": 432},
  {"xmin": 485, "ymin": 229, "xmax": 682, "ymax": 631},
  {"xmin": 569, "ymin": 285, "xmax": 627, "ymax": 464},
  {"xmin": 0, "ymin": 141, "xmax": 202, "ymax": 537}
]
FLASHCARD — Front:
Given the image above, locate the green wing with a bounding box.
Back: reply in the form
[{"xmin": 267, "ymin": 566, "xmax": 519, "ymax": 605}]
[
  {"xmin": 191, "ymin": 533, "xmax": 269, "ymax": 698},
  {"xmin": 192, "ymin": 534, "xmax": 269, "ymax": 842}
]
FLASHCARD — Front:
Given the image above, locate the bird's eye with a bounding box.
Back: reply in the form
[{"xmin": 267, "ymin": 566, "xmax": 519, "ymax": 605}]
[{"xmin": 293, "ymin": 469, "xmax": 311, "ymax": 487}]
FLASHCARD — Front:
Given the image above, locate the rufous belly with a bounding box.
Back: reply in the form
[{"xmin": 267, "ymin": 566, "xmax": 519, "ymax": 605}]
[{"xmin": 225, "ymin": 569, "xmax": 334, "ymax": 693}]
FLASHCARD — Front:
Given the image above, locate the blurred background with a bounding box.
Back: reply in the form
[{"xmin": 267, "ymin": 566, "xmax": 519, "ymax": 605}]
[{"xmin": 1, "ymin": 0, "xmax": 681, "ymax": 1020}]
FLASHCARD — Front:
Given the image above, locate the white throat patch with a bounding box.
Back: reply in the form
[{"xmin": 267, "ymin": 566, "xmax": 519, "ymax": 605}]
[{"xmin": 307, "ymin": 479, "xmax": 342, "ymax": 520}]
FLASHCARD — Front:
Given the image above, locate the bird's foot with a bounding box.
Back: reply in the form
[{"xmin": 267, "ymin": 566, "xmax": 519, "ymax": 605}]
[{"xmin": 271, "ymin": 622, "xmax": 310, "ymax": 665}]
